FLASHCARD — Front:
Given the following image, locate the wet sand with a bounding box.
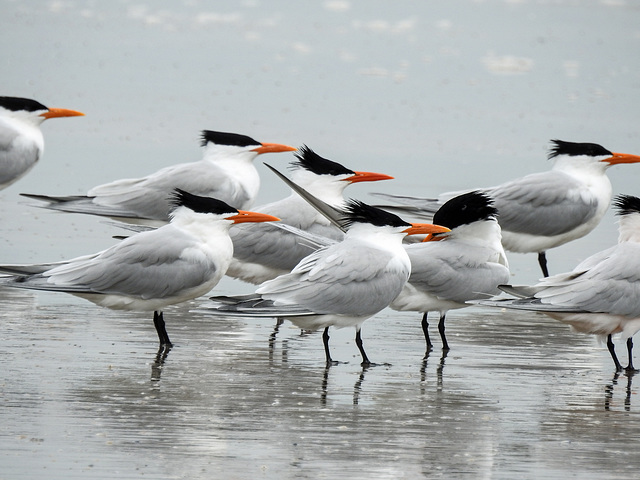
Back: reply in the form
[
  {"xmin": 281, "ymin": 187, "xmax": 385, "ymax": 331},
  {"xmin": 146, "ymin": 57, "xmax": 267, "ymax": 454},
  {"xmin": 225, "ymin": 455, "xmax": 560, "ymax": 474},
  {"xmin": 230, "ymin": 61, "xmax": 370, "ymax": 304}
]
[{"xmin": 1, "ymin": 287, "xmax": 638, "ymax": 479}]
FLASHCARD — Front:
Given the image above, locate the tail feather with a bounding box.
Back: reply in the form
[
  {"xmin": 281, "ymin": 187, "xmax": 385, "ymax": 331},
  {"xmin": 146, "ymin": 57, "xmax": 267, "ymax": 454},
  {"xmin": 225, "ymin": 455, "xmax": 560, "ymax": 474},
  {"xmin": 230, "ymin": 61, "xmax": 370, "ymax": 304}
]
[
  {"xmin": 21, "ymin": 193, "xmax": 88, "ymax": 204},
  {"xmin": 194, "ymin": 294, "xmax": 316, "ymax": 317},
  {"xmin": 499, "ymin": 284, "xmax": 544, "ymax": 298}
]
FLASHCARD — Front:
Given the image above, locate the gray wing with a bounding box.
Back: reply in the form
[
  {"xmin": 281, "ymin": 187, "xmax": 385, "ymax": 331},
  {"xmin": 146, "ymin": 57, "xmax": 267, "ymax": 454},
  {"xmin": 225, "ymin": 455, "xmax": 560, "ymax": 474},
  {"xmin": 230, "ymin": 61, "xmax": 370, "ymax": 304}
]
[
  {"xmin": 24, "ymin": 161, "xmax": 253, "ymax": 221},
  {"xmin": 231, "ymin": 222, "xmax": 340, "ymax": 272},
  {"xmin": 264, "ymin": 163, "xmax": 346, "ymax": 231},
  {"xmin": 21, "ymin": 193, "xmax": 147, "ymax": 219},
  {"xmin": 256, "ymin": 239, "xmax": 409, "ymax": 316},
  {"xmin": 0, "ymin": 254, "xmax": 97, "ymax": 275},
  {"xmin": 89, "ymin": 161, "xmax": 247, "ymax": 217},
  {"xmin": 497, "ymin": 243, "xmax": 640, "ymax": 316},
  {"xmin": 374, "ymin": 170, "xmax": 601, "ymax": 238},
  {"xmin": 231, "ymin": 195, "xmax": 343, "ymax": 271},
  {"xmin": 405, "ymin": 242, "xmax": 510, "ymax": 302},
  {"xmin": 492, "ymin": 171, "xmax": 599, "ymax": 237},
  {"xmin": 13, "ymin": 226, "xmax": 217, "ymax": 299}
]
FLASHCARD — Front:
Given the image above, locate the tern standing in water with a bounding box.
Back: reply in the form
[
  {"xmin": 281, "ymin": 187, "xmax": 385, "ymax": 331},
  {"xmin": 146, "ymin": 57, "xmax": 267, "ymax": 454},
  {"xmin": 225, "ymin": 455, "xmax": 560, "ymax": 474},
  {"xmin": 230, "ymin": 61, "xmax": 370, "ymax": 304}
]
[
  {"xmin": 478, "ymin": 194, "xmax": 640, "ymax": 372},
  {"xmin": 0, "ymin": 189, "xmax": 279, "ymax": 348},
  {"xmin": 375, "ymin": 140, "xmax": 640, "ymax": 277}
]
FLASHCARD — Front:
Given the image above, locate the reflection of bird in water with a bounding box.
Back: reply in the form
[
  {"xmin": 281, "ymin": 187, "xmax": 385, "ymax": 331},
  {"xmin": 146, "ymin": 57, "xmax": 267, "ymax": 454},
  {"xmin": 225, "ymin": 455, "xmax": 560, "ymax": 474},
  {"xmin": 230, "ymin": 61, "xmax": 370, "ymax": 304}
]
[
  {"xmin": 151, "ymin": 346, "xmax": 172, "ymax": 381},
  {"xmin": 605, "ymin": 371, "xmax": 635, "ymax": 411},
  {"xmin": 320, "ymin": 364, "xmax": 371, "ymax": 406},
  {"xmin": 0, "ymin": 189, "xmax": 278, "ymax": 350},
  {"xmin": 374, "ymin": 140, "xmax": 640, "ymax": 277},
  {"xmin": 0, "ymin": 96, "xmax": 84, "ymax": 190},
  {"xmin": 477, "ymin": 195, "xmax": 640, "ymax": 372},
  {"xmin": 420, "ymin": 350, "xmax": 448, "ymax": 394},
  {"xmin": 389, "ymin": 191, "xmax": 509, "ymax": 355}
]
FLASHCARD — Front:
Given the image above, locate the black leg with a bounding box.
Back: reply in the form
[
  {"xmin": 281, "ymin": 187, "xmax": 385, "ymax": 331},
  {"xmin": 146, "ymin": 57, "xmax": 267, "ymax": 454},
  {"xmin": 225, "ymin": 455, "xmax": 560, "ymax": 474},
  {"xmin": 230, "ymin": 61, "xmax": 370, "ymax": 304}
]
[
  {"xmin": 153, "ymin": 311, "xmax": 173, "ymax": 347},
  {"xmin": 438, "ymin": 313, "xmax": 449, "ymax": 351},
  {"xmin": 538, "ymin": 251, "xmax": 549, "ymax": 277},
  {"xmin": 421, "ymin": 312, "xmax": 433, "ymax": 356},
  {"xmin": 625, "ymin": 337, "xmax": 635, "ymax": 371},
  {"xmin": 355, "ymin": 328, "xmax": 371, "ymax": 367},
  {"xmin": 268, "ymin": 318, "xmax": 284, "ymax": 361},
  {"xmin": 607, "ymin": 334, "xmax": 623, "ymax": 371},
  {"xmin": 322, "ymin": 327, "xmax": 338, "ymax": 366}
]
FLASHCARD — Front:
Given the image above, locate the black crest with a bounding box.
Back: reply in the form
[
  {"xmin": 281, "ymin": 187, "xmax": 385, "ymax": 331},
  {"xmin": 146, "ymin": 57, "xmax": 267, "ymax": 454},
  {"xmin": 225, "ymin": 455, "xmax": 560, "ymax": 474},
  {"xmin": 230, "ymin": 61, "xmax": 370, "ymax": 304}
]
[
  {"xmin": 341, "ymin": 199, "xmax": 411, "ymax": 229},
  {"xmin": 291, "ymin": 145, "xmax": 354, "ymax": 176},
  {"xmin": 433, "ymin": 191, "xmax": 498, "ymax": 230},
  {"xmin": 614, "ymin": 194, "xmax": 640, "ymax": 217},
  {"xmin": 200, "ymin": 130, "xmax": 261, "ymax": 148},
  {"xmin": 548, "ymin": 140, "xmax": 612, "ymax": 159},
  {"xmin": 0, "ymin": 96, "xmax": 48, "ymax": 113},
  {"xmin": 170, "ymin": 189, "xmax": 238, "ymax": 215}
]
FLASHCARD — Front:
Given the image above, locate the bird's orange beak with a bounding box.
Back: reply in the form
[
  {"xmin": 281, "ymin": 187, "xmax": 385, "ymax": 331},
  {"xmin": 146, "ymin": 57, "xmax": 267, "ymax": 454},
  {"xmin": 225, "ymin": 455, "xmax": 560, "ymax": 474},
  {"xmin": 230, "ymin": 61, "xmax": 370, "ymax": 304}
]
[
  {"xmin": 227, "ymin": 211, "xmax": 280, "ymax": 224},
  {"xmin": 40, "ymin": 108, "xmax": 85, "ymax": 119},
  {"xmin": 604, "ymin": 152, "xmax": 640, "ymax": 165},
  {"xmin": 252, "ymin": 143, "xmax": 297, "ymax": 154},
  {"xmin": 402, "ymin": 223, "xmax": 450, "ymax": 238},
  {"xmin": 345, "ymin": 171, "xmax": 394, "ymax": 183},
  {"xmin": 421, "ymin": 234, "xmax": 446, "ymax": 242}
]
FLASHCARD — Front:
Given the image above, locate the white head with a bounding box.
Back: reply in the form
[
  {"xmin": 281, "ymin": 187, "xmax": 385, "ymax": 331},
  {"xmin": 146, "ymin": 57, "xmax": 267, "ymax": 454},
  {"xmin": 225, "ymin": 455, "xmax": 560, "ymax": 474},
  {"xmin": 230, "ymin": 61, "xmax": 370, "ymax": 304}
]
[
  {"xmin": 549, "ymin": 139, "xmax": 640, "ymax": 175},
  {"xmin": 0, "ymin": 96, "xmax": 83, "ymax": 127},
  {"xmin": 168, "ymin": 188, "xmax": 280, "ymax": 229},
  {"xmin": 339, "ymin": 200, "xmax": 450, "ymax": 244},
  {"xmin": 613, "ymin": 194, "xmax": 640, "ymax": 244},
  {"xmin": 199, "ymin": 130, "xmax": 295, "ymax": 163},
  {"xmin": 289, "ymin": 146, "xmax": 393, "ymax": 206}
]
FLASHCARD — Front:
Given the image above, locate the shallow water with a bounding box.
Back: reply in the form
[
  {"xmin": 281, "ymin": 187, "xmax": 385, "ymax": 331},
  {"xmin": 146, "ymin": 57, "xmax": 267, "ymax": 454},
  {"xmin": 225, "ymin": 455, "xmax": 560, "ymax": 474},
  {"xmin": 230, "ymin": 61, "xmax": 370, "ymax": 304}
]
[
  {"xmin": 1, "ymin": 288, "xmax": 639, "ymax": 479},
  {"xmin": 2, "ymin": 1, "xmax": 640, "ymax": 478}
]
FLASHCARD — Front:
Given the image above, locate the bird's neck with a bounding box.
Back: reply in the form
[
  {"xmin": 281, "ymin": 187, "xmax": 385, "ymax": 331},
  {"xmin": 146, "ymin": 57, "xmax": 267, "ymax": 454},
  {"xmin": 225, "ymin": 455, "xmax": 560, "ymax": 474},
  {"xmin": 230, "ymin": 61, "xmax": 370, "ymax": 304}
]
[
  {"xmin": 552, "ymin": 156, "xmax": 609, "ymax": 179},
  {"xmin": 290, "ymin": 171, "xmax": 347, "ymax": 207},
  {"xmin": 618, "ymin": 215, "xmax": 640, "ymax": 244},
  {"xmin": 207, "ymin": 154, "xmax": 260, "ymax": 204},
  {"xmin": 1, "ymin": 116, "xmax": 45, "ymax": 151}
]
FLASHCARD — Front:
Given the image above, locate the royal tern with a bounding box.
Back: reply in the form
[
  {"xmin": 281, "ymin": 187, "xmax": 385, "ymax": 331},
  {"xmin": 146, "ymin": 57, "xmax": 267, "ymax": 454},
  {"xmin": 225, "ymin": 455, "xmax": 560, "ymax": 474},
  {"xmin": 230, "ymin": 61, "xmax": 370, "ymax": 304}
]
[
  {"xmin": 226, "ymin": 146, "xmax": 393, "ymax": 284},
  {"xmin": 374, "ymin": 140, "xmax": 640, "ymax": 277},
  {"xmin": 22, "ymin": 130, "xmax": 296, "ymax": 225},
  {"xmin": 0, "ymin": 189, "xmax": 279, "ymax": 347},
  {"xmin": 196, "ymin": 200, "xmax": 449, "ymax": 366},
  {"xmin": 477, "ymin": 194, "xmax": 640, "ymax": 371},
  {"xmin": 389, "ymin": 191, "xmax": 510, "ymax": 354},
  {"xmin": 0, "ymin": 96, "xmax": 84, "ymax": 190}
]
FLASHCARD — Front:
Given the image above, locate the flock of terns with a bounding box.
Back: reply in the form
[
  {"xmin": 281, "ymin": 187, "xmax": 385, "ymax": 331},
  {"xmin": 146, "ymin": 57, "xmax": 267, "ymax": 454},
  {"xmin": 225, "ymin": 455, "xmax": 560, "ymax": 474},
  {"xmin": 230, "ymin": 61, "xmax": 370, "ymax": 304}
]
[{"xmin": 2, "ymin": 95, "xmax": 640, "ymax": 373}]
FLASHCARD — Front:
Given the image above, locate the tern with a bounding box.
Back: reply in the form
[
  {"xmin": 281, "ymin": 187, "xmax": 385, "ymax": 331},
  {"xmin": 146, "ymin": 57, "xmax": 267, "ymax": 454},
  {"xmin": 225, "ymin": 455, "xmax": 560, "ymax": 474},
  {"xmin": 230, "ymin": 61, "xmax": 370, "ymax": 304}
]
[
  {"xmin": 226, "ymin": 145, "xmax": 393, "ymax": 284},
  {"xmin": 389, "ymin": 191, "xmax": 510, "ymax": 355},
  {"xmin": 0, "ymin": 189, "xmax": 279, "ymax": 347},
  {"xmin": 476, "ymin": 194, "xmax": 640, "ymax": 372},
  {"xmin": 22, "ymin": 130, "xmax": 296, "ymax": 225},
  {"xmin": 374, "ymin": 140, "xmax": 640, "ymax": 277},
  {"xmin": 195, "ymin": 200, "xmax": 450, "ymax": 366},
  {"xmin": 0, "ymin": 96, "xmax": 84, "ymax": 190}
]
